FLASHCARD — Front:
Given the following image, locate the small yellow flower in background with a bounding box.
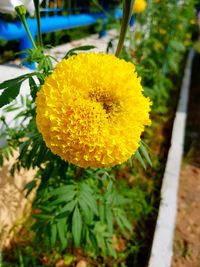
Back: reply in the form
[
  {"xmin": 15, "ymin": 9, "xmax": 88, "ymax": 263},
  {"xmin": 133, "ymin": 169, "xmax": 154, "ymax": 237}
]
[
  {"xmin": 133, "ymin": 0, "xmax": 147, "ymax": 14},
  {"xmin": 159, "ymin": 28, "xmax": 167, "ymax": 35},
  {"xmin": 190, "ymin": 19, "xmax": 196, "ymax": 25},
  {"xmin": 154, "ymin": 42, "xmax": 162, "ymax": 51},
  {"xmin": 36, "ymin": 53, "xmax": 151, "ymax": 168},
  {"xmin": 185, "ymin": 33, "xmax": 191, "ymax": 40}
]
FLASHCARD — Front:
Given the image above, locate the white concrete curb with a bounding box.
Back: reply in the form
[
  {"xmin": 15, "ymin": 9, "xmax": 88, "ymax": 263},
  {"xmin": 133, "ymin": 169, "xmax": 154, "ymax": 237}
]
[{"xmin": 148, "ymin": 49, "xmax": 195, "ymax": 267}]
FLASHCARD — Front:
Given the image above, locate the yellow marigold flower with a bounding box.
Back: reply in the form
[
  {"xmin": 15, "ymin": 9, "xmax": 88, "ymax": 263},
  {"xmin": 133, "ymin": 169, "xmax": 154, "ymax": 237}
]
[
  {"xmin": 36, "ymin": 53, "xmax": 151, "ymax": 168},
  {"xmin": 133, "ymin": 0, "xmax": 147, "ymax": 14}
]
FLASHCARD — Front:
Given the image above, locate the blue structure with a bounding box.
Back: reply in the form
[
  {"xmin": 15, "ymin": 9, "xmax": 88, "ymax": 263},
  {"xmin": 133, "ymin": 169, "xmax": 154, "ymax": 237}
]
[{"xmin": 0, "ymin": 0, "xmax": 122, "ymax": 68}]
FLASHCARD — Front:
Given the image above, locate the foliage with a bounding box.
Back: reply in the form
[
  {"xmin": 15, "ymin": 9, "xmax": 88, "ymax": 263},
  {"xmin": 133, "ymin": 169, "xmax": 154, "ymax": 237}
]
[
  {"xmin": 0, "ymin": 43, "xmax": 152, "ymax": 262},
  {"xmin": 0, "ymin": 0, "xmax": 198, "ymax": 265},
  {"xmin": 125, "ymin": 0, "xmax": 197, "ymax": 113}
]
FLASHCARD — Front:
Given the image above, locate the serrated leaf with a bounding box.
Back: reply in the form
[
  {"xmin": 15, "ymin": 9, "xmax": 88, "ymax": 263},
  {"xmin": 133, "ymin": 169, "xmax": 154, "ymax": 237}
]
[
  {"xmin": 59, "ymin": 201, "xmax": 76, "ymax": 214},
  {"xmin": 80, "ymin": 183, "xmax": 93, "ymax": 194},
  {"xmin": 135, "ymin": 150, "xmax": 146, "ymax": 169},
  {"xmin": 98, "ymin": 234, "xmax": 107, "ymax": 255},
  {"xmin": 24, "ymin": 179, "xmax": 37, "ymax": 197},
  {"xmin": 72, "ymin": 206, "xmax": 82, "ymax": 246},
  {"xmin": 115, "ymin": 216, "xmax": 126, "ymax": 235},
  {"xmin": 49, "ymin": 185, "xmax": 76, "ymax": 196},
  {"xmin": 78, "ymin": 199, "xmax": 94, "ymax": 224},
  {"xmin": 107, "ymin": 241, "xmax": 117, "ymax": 258},
  {"xmin": 106, "ymin": 179, "xmax": 113, "ymax": 193},
  {"xmin": 57, "ymin": 218, "xmax": 68, "ymax": 250},
  {"xmin": 106, "ymin": 207, "xmax": 113, "ymax": 234},
  {"xmin": 0, "ymin": 73, "xmax": 37, "ymax": 107},
  {"xmin": 99, "ymin": 200, "xmax": 105, "ymax": 223},
  {"xmin": 0, "ymin": 83, "xmax": 20, "ymax": 108},
  {"xmin": 36, "ymin": 72, "xmax": 45, "ymax": 85},
  {"xmin": 50, "ymin": 190, "xmax": 76, "ymax": 205},
  {"xmin": 64, "ymin": 45, "xmax": 96, "ymax": 59},
  {"xmin": 105, "ymin": 192, "xmax": 115, "ymax": 205},
  {"xmin": 79, "ymin": 190, "xmax": 98, "ymax": 215},
  {"xmin": 118, "ymin": 213, "xmax": 132, "ymax": 233},
  {"xmin": 29, "ymin": 77, "xmax": 38, "ymax": 101},
  {"xmin": 32, "ymin": 213, "xmax": 52, "ymax": 220},
  {"xmin": 139, "ymin": 142, "xmax": 152, "ymax": 167},
  {"xmin": 0, "ymin": 73, "xmax": 36, "ymax": 90},
  {"xmin": 50, "ymin": 223, "xmax": 57, "ymax": 246},
  {"xmin": 86, "ymin": 229, "xmax": 98, "ymax": 254},
  {"xmin": 0, "ymin": 154, "xmax": 3, "ymax": 166}
]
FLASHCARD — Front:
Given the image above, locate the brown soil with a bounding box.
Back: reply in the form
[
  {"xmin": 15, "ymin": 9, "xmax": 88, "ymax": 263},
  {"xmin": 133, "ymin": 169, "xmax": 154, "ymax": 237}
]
[
  {"xmin": 172, "ymin": 52, "xmax": 200, "ymax": 267},
  {"xmin": 0, "ymin": 152, "xmax": 36, "ymax": 249}
]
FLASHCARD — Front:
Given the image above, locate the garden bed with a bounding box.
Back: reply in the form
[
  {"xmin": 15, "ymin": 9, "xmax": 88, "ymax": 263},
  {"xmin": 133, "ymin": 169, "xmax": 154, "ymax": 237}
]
[
  {"xmin": 1, "ymin": 50, "xmax": 188, "ymax": 267},
  {"xmin": 172, "ymin": 52, "xmax": 200, "ymax": 267},
  {"xmin": 0, "ymin": 1, "xmax": 198, "ymax": 266}
]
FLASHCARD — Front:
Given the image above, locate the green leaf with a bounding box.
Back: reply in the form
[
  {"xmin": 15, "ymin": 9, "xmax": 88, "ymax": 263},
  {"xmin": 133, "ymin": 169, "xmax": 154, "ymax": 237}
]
[
  {"xmin": 72, "ymin": 206, "xmax": 82, "ymax": 246},
  {"xmin": 0, "ymin": 73, "xmax": 35, "ymax": 90},
  {"xmin": 118, "ymin": 213, "xmax": 132, "ymax": 233},
  {"xmin": 139, "ymin": 142, "xmax": 152, "ymax": 167},
  {"xmin": 115, "ymin": 216, "xmax": 126, "ymax": 235},
  {"xmin": 0, "ymin": 154, "xmax": 3, "ymax": 166},
  {"xmin": 78, "ymin": 199, "xmax": 94, "ymax": 224},
  {"xmin": 106, "ymin": 179, "xmax": 113, "ymax": 193},
  {"xmin": 79, "ymin": 189, "xmax": 98, "ymax": 215},
  {"xmin": 50, "ymin": 190, "xmax": 76, "ymax": 205},
  {"xmin": 135, "ymin": 150, "xmax": 146, "ymax": 170},
  {"xmin": 24, "ymin": 179, "xmax": 37, "ymax": 197},
  {"xmin": 32, "ymin": 213, "xmax": 53, "ymax": 220},
  {"xmin": 38, "ymin": 56, "xmax": 53, "ymax": 73},
  {"xmin": 85, "ymin": 229, "xmax": 98, "ymax": 255},
  {"xmin": 49, "ymin": 185, "xmax": 76, "ymax": 196},
  {"xmin": 29, "ymin": 77, "xmax": 38, "ymax": 101},
  {"xmin": 107, "ymin": 241, "xmax": 117, "ymax": 258},
  {"xmin": 0, "ymin": 75, "xmax": 26, "ymax": 90},
  {"xmin": 0, "ymin": 73, "xmax": 37, "ymax": 107},
  {"xmin": 59, "ymin": 201, "xmax": 76, "ymax": 214},
  {"xmin": 57, "ymin": 218, "xmax": 68, "ymax": 250},
  {"xmin": 50, "ymin": 223, "xmax": 57, "ymax": 246},
  {"xmin": 106, "ymin": 207, "xmax": 113, "ymax": 234},
  {"xmin": 0, "ymin": 83, "xmax": 20, "ymax": 108},
  {"xmin": 64, "ymin": 45, "xmax": 96, "ymax": 59},
  {"xmin": 99, "ymin": 200, "xmax": 105, "ymax": 223},
  {"xmin": 97, "ymin": 234, "xmax": 107, "ymax": 255}
]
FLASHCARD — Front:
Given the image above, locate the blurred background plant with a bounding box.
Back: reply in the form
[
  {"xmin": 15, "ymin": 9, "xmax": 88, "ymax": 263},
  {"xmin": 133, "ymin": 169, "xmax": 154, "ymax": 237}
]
[{"xmin": 0, "ymin": 0, "xmax": 198, "ymax": 266}]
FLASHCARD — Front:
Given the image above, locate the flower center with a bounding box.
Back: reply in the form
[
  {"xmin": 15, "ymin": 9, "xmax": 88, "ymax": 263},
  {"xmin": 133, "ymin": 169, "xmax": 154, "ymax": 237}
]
[{"xmin": 89, "ymin": 91, "xmax": 116, "ymax": 114}]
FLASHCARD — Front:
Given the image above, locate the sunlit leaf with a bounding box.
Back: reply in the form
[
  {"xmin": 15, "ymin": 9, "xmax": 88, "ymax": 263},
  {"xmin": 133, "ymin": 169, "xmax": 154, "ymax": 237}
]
[{"xmin": 64, "ymin": 45, "xmax": 96, "ymax": 59}]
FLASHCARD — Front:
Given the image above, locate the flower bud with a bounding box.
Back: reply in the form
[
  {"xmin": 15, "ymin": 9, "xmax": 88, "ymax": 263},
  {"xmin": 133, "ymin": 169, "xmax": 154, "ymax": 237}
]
[{"xmin": 15, "ymin": 4, "xmax": 26, "ymax": 16}]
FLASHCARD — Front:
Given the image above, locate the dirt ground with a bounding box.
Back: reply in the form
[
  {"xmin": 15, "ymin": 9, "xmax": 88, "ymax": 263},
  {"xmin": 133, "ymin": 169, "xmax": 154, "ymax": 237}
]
[
  {"xmin": 0, "ymin": 153, "xmax": 36, "ymax": 249},
  {"xmin": 172, "ymin": 52, "xmax": 200, "ymax": 267}
]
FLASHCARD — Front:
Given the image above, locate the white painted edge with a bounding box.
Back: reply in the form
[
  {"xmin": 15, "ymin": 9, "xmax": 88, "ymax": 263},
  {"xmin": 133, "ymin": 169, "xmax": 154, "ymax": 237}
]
[{"xmin": 148, "ymin": 49, "xmax": 195, "ymax": 267}]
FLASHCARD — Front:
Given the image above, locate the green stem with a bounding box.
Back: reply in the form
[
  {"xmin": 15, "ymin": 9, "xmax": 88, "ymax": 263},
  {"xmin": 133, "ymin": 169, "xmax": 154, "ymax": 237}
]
[
  {"xmin": 0, "ymin": 251, "xmax": 2, "ymax": 267},
  {"xmin": 115, "ymin": 0, "xmax": 134, "ymax": 57},
  {"xmin": 33, "ymin": 0, "xmax": 43, "ymax": 46},
  {"xmin": 22, "ymin": 18, "xmax": 37, "ymax": 48},
  {"xmin": 15, "ymin": 5, "xmax": 37, "ymax": 49}
]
